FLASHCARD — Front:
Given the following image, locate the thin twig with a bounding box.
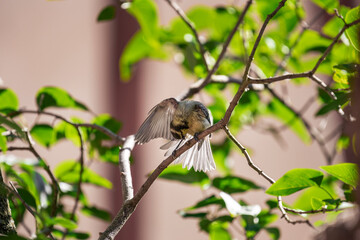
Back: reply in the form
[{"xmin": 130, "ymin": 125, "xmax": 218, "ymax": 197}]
[
  {"xmin": 284, "ymin": 206, "xmax": 350, "ymax": 215},
  {"xmin": 23, "ymin": 130, "xmax": 59, "ymax": 217},
  {"xmin": 8, "ymin": 181, "xmax": 37, "ymax": 219},
  {"xmin": 311, "ymin": 18, "xmax": 360, "ymax": 75},
  {"xmin": 9, "ymin": 110, "xmax": 125, "ymax": 145},
  {"xmin": 164, "ymin": 0, "xmax": 209, "ymax": 72}
]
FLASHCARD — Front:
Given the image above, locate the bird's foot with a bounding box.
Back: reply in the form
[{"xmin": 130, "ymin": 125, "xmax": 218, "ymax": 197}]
[
  {"xmin": 194, "ymin": 133, "xmax": 200, "ymax": 141},
  {"xmin": 171, "ymin": 150, "xmax": 177, "ymax": 159}
]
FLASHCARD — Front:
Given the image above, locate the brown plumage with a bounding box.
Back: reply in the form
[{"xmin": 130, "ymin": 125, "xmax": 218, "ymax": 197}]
[{"xmin": 135, "ymin": 98, "xmax": 215, "ymax": 172}]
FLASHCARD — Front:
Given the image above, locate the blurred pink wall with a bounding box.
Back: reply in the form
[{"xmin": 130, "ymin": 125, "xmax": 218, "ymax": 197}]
[{"xmin": 0, "ymin": 0, "xmax": 346, "ymax": 240}]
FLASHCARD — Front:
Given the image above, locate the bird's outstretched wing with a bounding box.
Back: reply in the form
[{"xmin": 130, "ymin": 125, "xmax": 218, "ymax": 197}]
[{"xmin": 135, "ymin": 98, "xmax": 178, "ymax": 144}]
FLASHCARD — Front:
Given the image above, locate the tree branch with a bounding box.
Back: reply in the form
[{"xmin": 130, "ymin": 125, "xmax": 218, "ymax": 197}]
[
  {"xmin": 10, "ymin": 110, "xmax": 125, "ymax": 145},
  {"xmin": 119, "ymin": 135, "xmax": 135, "ymax": 202}
]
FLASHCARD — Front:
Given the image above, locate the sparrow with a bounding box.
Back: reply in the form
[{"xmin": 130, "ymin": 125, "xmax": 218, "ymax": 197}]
[{"xmin": 135, "ymin": 98, "xmax": 216, "ymax": 172}]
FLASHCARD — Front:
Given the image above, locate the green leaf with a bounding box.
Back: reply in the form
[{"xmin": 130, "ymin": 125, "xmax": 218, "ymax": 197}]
[
  {"xmin": 119, "ymin": 31, "xmax": 166, "ymax": 80},
  {"xmin": 209, "ymin": 221, "xmax": 231, "ymax": 240},
  {"xmin": 36, "ymin": 86, "xmax": 88, "ymax": 111},
  {"xmin": 266, "ymin": 169, "xmax": 324, "ymax": 196},
  {"xmin": 332, "ymin": 63, "xmax": 357, "ymax": 85},
  {"xmin": 320, "ymin": 163, "xmax": 359, "ymax": 188},
  {"xmin": 310, "ymin": 0, "xmax": 339, "ymax": 14},
  {"xmin": 30, "ymin": 124, "xmax": 56, "ymax": 148},
  {"xmin": 52, "ymin": 229, "xmax": 90, "ymax": 240},
  {"xmin": 0, "ymin": 114, "xmax": 25, "ymax": 139},
  {"xmin": 54, "ymin": 118, "xmax": 86, "ymax": 147},
  {"xmin": 127, "ymin": 0, "xmax": 159, "ymax": 39},
  {"xmin": 0, "ymin": 127, "xmax": 7, "ymax": 153},
  {"xmin": 292, "ymin": 176, "xmax": 337, "ymax": 211},
  {"xmin": 322, "ymin": 7, "xmax": 350, "ymax": 38},
  {"xmin": 266, "ymin": 98, "xmax": 311, "ymax": 144},
  {"xmin": 55, "ymin": 160, "xmax": 112, "ymax": 189},
  {"xmin": 265, "ymin": 227, "xmax": 280, "ymax": 240},
  {"xmin": 97, "ymin": 5, "xmax": 116, "ymax": 21},
  {"xmin": 0, "ymin": 88, "xmax": 18, "ymax": 113},
  {"xmin": 47, "ymin": 217, "xmax": 77, "ymax": 230},
  {"xmin": 91, "ymin": 114, "xmax": 122, "ymax": 140},
  {"xmin": 316, "ymin": 93, "xmax": 350, "ymax": 116},
  {"xmin": 212, "ymin": 176, "xmax": 261, "ymax": 194},
  {"xmin": 336, "ymin": 135, "xmax": 350, "ymax": 152},
  {"xmin": 311, "ymin": 197, "xmax": 323, "ymax": 210},
  {"xmin": 292, "ymin": 30, "xmax": 332, "ymax": 57},
  {"xmin": 266, "ymin": 199, "xmax": 278, "ymax": 210},
  {"xmin": 179, "ymin": 211, "xmax": 208, "ymax": 219},
  {"xmin": 17, "ymin": 188, "xmax": 37, "ymax": 210},
  {"xmin": 81, "ymin": 206, "xmax": 111, "ymax": 221},
  {"xmin": 345, "ymin": 6, "xmax": 360, "ymax": 52},
  {"xmin": 158, "ymin": 164, "xmax": 210, "ymax": 186},
  {"xmin": 186, "ymin": 195, "xmax": 225, "ymax": 210}
]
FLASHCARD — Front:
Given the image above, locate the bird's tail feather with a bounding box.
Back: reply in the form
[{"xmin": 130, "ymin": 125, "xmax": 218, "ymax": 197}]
[{"xmin": 160, "ymin": 135, "xmax": 215, "ymax": 172}]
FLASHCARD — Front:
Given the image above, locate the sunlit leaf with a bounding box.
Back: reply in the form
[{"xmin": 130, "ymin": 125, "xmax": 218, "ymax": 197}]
[
  {"xmin": 322, "ymin": 7, "xmax": 350, "ymax": 38},
  {"xmin": 320, "ymin": 163, "xmax": 358, "ymax": 188},
  {"xmin": 91, "ymin": 114, "xmax": 122, "ymax": 140},
  {"xmin": 212, "ymin": 176, "xmax": 261, "ymax": 194},
  {"xmin": 336, "ymin": 135, "xmax": 350, "ymax": 152},
  {"xmin": 209, "ymin": 221, "xmax": 231, "ymax": 240},
  {"xmin": 158, "ymin": 164, "xmax": 210, "ymax": 187},
  {"xmin": 36, "ymin": 86, "xmax": 88, "ymax": 111},
  {"xmin": 310, "ymin": 0, "xmax": 339, "ymax": 14},
  {"xmin": 292, "ymin": 177, "xmax": 337, "ymax": 211},
  {"xmin": 311, "ymin": 197, "xmax": 323, "ymax": 210},
  {"xmin": 266, "ymin": 169, "xmax": 324, "ymax": 196},
  {"xmin": 119, "ymin": 31, "xmax": 167, "ymax": 80},
  {"xmin": 0, "ymin": 88, "xmax": 18, "ymax": 113},
  {"xmin": 30, "ymin": 124, "xmax": 56, "ymax": 148},
  {"xmin": 292, "ymin": 30, "xmax": 332, "ymax": 57},
  {"xmin": 97, "ymin": 5, "xmax": 116, "ymax": 21},
  {"xmin": 55, "ymin": 160, "xmax": 112, "ymax": 189},
  {"xmin": 345, "ymin": 6, "xmax": 360, "ymax": 52},
  {"xmin": 46, "ymin": 217, "xmax": 77, "ymax": 230},
  {"xmin": 127, "ymin": 0, "xmax": 159, "ymax": 39},
  {"xmin": 0, "ymin": 127, "xmax": 7, "ymax": 153},
  {"xmin": 332, "ymin": 63, "xmax": 357, "ymax": 86}
]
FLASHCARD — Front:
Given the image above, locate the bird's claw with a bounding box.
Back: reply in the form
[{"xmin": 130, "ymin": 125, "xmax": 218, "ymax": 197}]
[
  {"xmin": 171, "ymin": 150, "xmax": 177, "ymax": 159},
  {"xmin": 194, "ymin": 133, "xmax": 200, "ymax": 141}
]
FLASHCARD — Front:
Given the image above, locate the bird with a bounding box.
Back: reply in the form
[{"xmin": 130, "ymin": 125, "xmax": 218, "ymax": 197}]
[{"xmin": 135, "ymin": 98, "xmax": 216, "ymax": 172}]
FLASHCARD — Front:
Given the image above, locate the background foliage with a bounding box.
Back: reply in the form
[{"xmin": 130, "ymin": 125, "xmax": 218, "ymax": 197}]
[{"xmin": 0, "ymin": 0, "xmax": 359, "ymax": 239}]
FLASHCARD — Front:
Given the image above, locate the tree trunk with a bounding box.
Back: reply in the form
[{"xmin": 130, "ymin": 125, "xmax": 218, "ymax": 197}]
[{"xmin": 0, "ymin": 169, "xmax": 16, "ymax": 235}]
